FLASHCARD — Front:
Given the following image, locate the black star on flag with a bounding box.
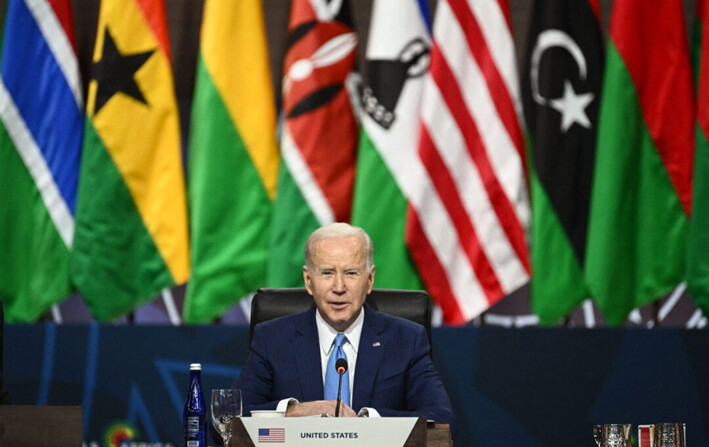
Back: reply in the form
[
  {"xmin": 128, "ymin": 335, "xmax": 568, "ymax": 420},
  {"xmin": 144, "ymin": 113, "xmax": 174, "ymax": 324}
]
[
  {"xmin": 91, "ymin": 28, "xmax": 155, "ymax": 114},
  {"xmin": 521, "ymin": 0, "xmax": 604, "ymax": 323}
]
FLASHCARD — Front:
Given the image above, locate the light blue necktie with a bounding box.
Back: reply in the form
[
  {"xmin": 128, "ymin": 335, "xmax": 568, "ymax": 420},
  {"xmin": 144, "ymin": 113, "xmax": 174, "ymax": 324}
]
[{"xmin": 324, "ymin": 333, "xmax": 350, "ymax": 406}]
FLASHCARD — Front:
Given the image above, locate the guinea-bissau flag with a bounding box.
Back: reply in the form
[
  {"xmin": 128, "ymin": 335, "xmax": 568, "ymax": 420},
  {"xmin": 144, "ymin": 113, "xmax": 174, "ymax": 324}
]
[
  {"xmin": 71, "ymin": 0, "xmax": 189, "ymax": 321},
  {"xmin": 521, "ymin": 0, "xmax": 603, "ymax": 324},
  {"xmin": 0, "ymin": 0, "xmax": 83, "ymax": 321},
  {"xmin": 350, "ymin": 0, "xmax": 428, "ymax": 290},
  {"xmin": 585, "ymin": 0, "xmax": 694, "ymax": 325},
  {"xmin": 688, "ymin": 0, "xmax": 709, "ymax": 318},
  {"xmin": 183, "ymin": 0, "xmax": 279, "ymax": 323},
  {"xmin": 268, "ymin": 0, "xmax": 358, "ymax": 287}
]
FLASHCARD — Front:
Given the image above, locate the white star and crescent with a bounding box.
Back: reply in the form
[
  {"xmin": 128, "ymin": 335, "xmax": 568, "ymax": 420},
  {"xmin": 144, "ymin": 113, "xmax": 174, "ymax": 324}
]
[{"xmin": 530, "ymin": 29, "xmax": 594, "ymax": 133}]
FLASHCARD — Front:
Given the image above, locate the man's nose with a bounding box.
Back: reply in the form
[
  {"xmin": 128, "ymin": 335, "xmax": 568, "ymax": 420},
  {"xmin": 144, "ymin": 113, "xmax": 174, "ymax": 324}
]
[{"xmin": 332, "ymin": 273, "xmax": 346, "ymax": 292}]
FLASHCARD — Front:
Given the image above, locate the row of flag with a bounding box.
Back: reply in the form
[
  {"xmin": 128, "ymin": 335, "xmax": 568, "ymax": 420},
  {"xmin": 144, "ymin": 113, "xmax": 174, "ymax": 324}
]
[{"xmin": 1, "ymin": 0, "xmax": 708, "ymax": 327}]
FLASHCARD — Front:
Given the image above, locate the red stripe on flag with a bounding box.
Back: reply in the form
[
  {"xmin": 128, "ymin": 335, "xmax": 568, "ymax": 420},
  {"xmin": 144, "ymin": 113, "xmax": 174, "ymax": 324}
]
[
  {"xmin": 430, "ymin": 44, "xmax": 531, "ymax": 273},
  {"xmin": 699, "ymin": 0, "xmax": 709, "ymax": 136},
  {"xmin": 610, "ymin": 0, "xmax": 694, "ymax": 215},
  {"xmin": 447, "ymin": 0, "xmax": 526, "ymax": 167},
  {"xmin": 287, "ymin": 95, "xmax": 357, "ymax": 222},
  {"xmin": 418, "ymin": 126, "xmax": 503, "ymax": 299},
  {"xmin": 405, "ymin": 209, "xmax": 466, "ymax": 324},
  {"xmin": 588, "ymin": 0, "xmax": 601, "ymax": 23},
  {"xmin": 48, "ymin": 0, "xmax": 77, "ymax": 51},
  {"xmin": 134, "ymin": 0, "xmax": 173, "ymax": 61}
]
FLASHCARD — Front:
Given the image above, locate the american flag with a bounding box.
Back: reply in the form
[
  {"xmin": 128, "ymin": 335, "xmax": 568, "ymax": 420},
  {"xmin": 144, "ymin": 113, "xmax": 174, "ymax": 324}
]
[
  {"xmin": 258, "ymin": 428, "xmax": 285, "ymax": 443},
  {"xmin": 407, "ymin": 0, "xmax": 531, "ymax": 324}
]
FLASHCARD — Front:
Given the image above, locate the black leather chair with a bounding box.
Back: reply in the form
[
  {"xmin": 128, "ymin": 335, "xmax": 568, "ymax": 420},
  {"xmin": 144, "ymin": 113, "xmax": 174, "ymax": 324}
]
[{"xmin": 249, "ymin": 288, "xmax": 432, "ymax": 350}]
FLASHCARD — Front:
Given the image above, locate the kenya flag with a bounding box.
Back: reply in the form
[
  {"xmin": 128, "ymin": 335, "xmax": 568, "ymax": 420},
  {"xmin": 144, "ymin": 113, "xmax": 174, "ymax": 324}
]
[{"xmin": 268, "ymin": 0, "xmax": 358, "ymax": 287}]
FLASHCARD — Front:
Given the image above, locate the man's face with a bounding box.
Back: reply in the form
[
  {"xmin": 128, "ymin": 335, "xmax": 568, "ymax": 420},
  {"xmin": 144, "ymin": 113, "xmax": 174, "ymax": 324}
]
[{"xmin": 303, "ymin": 235, "xmax": 375, "ymax": 332}]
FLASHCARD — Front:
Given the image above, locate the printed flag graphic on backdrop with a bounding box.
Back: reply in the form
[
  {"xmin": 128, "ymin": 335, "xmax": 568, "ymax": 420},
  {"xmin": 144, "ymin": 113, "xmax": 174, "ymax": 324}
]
[
  {"xmin": 350, "ymin": 0, "xmax": 429, "ymax": 290},
  {"xmin": 521, "ymin": 0, "xmax": 604, "ymax": 325},
  {"xmin": 268, "ymin": 0, "xmax": 359, "ymax": 287},
  {"xmin": 410, "ymin": 0, "xmax": 531, "ymax": 323},
  {"xmin": 0, "ymin": 0, "xmax": 83, "ymax": 322},
  {"xmin": 585, "ymin": 0, "xmax": 694, "ymax": 325},
  {"xmin": 71, "ymin": 0, "xmax": 190, "ymax": 321},
  {"xmin": 183, "ymin": 0, "xmax": 279, "ymax": 323},
  {"xmin": 689, "ymin": 0, "xmax": 709, "ymax": 318}
]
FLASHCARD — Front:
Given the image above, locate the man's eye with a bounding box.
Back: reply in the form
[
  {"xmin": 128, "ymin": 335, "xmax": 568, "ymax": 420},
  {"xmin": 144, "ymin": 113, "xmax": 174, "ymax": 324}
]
[{"xmin": 346, "ymin": 271, "xmax": 359, "ymax": 277}]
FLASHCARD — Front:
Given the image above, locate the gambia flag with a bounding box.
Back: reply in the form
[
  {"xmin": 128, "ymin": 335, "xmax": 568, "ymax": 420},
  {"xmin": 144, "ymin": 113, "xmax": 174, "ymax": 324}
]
[
  {"xmin": 183, "ymin": 0, "xmax": 279, "ymax": 323},
  {"xmin": 71, "ymin": 0, "xmax": 189, "ymax": 321},
  {"xmin": 585, "ymin": 0, "xmax": 694, "ymax": 325},
  {"xmin": 521, "ymin": 0, "xmax": 603, "ymax": 324},
  {"xmin": 268, "ymin": 0, "xmax": 358, "ymax": 287},
  {"xmin": 350, "ymin": 0, "xmax": 428, "ymax": 290},
  {"xmin": 0, "ymin": 0, "xmax": 82, "ymax": 322},
  {"xmin": 688, "ymin": 0, "xmax": 709, "ymax": 318}
]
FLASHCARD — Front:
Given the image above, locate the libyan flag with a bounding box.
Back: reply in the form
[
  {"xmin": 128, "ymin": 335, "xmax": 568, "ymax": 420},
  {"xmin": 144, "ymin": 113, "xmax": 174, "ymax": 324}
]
[
  {"xmin": 71, "ymin": 0, "xmax": 189, "ymax": 321},
  {"xmin": 585, "ymin": 0, "xmax": 694, "ymax": 325},
  {"xmin": 521, "ymin": 0, "xmax": 604, "ymax": 324}
]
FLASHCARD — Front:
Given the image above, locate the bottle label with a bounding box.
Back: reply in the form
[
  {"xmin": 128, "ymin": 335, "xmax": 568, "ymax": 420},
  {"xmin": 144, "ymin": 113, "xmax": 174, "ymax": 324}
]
[{"xmin": 186, "ymin": 416, "xmax": 199, "ymax": 434}]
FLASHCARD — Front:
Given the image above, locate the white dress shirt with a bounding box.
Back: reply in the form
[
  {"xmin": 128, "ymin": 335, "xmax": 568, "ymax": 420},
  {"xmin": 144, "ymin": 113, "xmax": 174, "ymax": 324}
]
[{"xmin": 275, "ymin": 307, "xmax": 379, "ymax": 416}]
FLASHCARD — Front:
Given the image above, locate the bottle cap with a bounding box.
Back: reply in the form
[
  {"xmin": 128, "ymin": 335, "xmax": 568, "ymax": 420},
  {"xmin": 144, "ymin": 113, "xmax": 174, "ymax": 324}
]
[{"xmin": 190, "ymin": 363, "xmax": 201, "ymax": 371}]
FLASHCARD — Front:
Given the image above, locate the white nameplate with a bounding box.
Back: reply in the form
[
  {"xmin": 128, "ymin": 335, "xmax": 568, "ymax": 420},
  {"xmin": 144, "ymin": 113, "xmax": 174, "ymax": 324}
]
[{"xmin": 240, "ymin": 417, "xmax": 419, "ymax": 446}]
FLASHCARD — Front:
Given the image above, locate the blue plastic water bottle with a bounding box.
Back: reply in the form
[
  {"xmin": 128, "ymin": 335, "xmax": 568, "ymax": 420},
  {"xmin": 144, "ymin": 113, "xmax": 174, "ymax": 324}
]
[{"xmin": 183, "ymin": 363, "xmax": 206, "ymax": 447}]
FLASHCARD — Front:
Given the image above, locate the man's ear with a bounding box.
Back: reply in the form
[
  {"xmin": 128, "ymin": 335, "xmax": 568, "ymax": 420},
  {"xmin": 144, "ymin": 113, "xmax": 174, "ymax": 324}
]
[
  {"xmin": 303, "ymin": 265, "xmax": 314, "ymax": 295},
  {"xmin": 367, "ymin": 265, "xmax": 375, "ymax": 294}
]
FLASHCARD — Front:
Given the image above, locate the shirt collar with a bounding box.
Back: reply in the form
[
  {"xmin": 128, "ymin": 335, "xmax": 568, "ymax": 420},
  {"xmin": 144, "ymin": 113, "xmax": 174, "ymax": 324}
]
[{"xmin": 316, "ymin": 306, "xmax": 364, "ymax": 356}]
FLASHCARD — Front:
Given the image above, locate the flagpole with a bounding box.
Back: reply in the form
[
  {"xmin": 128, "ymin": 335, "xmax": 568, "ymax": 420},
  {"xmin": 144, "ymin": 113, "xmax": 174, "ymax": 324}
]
[{"xmin": 161, "ymin": 288, "xmax": 181, "ymax": 326}]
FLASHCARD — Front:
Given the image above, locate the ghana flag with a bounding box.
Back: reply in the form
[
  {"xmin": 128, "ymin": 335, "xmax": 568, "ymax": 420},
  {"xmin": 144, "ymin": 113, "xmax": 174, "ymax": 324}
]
[
  {"xmin": 71, "ymin": 0, "xmax": 189, "ymax": 321},
  {"xmin": 183, "ymin": 0, "xmax": 279, "ymax": 323}
]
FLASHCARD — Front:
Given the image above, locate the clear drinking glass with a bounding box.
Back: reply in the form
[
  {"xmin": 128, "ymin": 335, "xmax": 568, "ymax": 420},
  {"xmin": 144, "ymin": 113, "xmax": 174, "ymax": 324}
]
[{"xmin": 211, "ymin": 389, "xmax": 242, "ymax": 446}]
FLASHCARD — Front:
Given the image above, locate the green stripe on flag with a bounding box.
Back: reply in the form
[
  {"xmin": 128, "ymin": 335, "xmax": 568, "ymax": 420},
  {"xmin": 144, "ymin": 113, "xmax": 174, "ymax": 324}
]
[
  {"xmin": 71, "ymin": 120, "xmax": 172, "ymax": 321},
  {"xmin": 184, "ymin": 55, "xmax": 273, "ymax": 322},
  {"xmin": 0, "ymin": 124, "xmax": 71, "ymax": 322},
  {"xmin": 267, "ymin": 160, "xmax": 319, "ymax": 288},
  {"xmin": 688, "ymin": 124, "xmax": 709, "ymax": 316},
  {"xmin": 529, "ymin": 164, "xmax": 587, "ymax": 325},
  {"xmin": 351, "ymin": 129, "xmax": 423, "ymax": 289},
  {"xmin": 585, "ymin": 44, "xmax": 688, "ymax": 325}
]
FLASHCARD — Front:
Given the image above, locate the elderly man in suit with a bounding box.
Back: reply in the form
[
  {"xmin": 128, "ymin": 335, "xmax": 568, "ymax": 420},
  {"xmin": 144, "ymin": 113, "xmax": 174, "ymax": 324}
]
[{"xmin": 234, "ymin": 222, "xmax": 455, "ymax": 433}]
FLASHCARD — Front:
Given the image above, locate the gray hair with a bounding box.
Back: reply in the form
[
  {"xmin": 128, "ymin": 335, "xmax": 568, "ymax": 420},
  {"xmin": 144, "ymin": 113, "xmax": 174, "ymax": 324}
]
[{"xmin": 304, "ymin": 223, "xmax": 374, "ymax": 271}]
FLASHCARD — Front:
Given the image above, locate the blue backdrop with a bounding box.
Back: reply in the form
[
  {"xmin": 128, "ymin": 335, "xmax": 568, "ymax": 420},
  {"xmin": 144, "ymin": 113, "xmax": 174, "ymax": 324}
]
[{"xmin": 5, "ymin": 325, "xmax": 708, "ymax": 447}]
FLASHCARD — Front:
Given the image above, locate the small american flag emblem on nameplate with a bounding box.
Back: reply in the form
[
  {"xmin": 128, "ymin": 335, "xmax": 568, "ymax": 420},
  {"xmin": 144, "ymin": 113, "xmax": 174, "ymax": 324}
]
[{"xmin": 259, "ymin": 428, "xmax": 285, "ymax": 443}]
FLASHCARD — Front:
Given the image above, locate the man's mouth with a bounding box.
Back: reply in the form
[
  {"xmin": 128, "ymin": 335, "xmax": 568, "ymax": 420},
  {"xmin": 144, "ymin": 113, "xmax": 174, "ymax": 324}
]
[{"xmin": 329, "ymin": 302, "xmax": 349, "ymax": 310}]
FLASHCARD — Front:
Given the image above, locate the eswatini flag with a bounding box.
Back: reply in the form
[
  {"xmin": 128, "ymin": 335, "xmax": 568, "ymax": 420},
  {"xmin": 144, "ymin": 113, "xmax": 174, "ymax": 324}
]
[
  {"xmin": 585, "ymin": 0, "xmax": 694, "ymax": 325},
  {"xmin": 71, "ymin": 0, "xmax": 189, "ymax": 321},
  {"xmin": 268, "ymin": 0, "xmax": 358, "ymax": 287},
  {"xmin": 184, "ymin": 0, "xmax": 279, "ymax": 323},
  {"xmin": 0, "ymin": 0, "xmax": 83, "ymax": 322},
  {"xmin": 350, "ymin": 0, "xmax": 429, "ymax": 291},
  {"xmin": 688, "ymin": 0, "xmax": 709, "ymax": 318}
]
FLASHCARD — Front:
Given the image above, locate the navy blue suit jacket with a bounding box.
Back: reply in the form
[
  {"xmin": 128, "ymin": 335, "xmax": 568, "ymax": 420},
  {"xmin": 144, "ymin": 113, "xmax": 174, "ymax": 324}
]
[{"xmin": 234, "ymin": 304, "xmax": 456, "ymax": 435}]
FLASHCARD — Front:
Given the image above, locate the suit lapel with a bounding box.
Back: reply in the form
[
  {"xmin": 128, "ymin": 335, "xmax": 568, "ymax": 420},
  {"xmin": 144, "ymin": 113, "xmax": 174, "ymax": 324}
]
[
  {"xmin": 352, "ymin": 305, "xmax": 385, "ymax": 410},
  {"xmin": 292, "ymin": 308, "xmax": 324, "ymax": 401}
]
